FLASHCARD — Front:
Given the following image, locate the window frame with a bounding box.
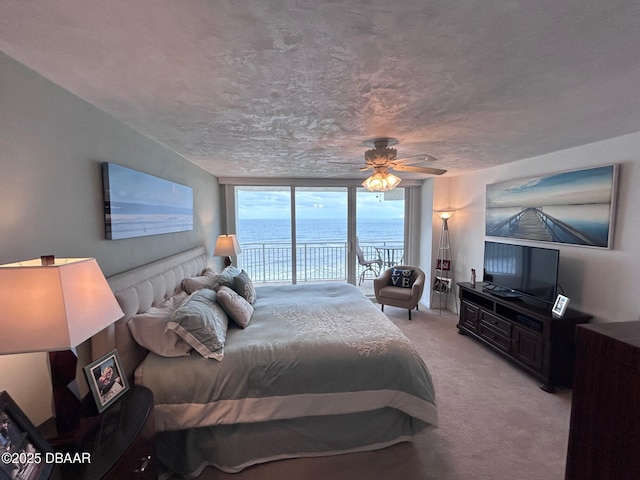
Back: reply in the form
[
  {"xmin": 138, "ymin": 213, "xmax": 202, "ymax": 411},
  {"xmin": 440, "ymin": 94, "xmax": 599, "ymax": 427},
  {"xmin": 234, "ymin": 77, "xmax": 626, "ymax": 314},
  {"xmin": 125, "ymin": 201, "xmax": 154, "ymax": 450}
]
[{"xmin": 222, "ymin": 179, "xmax": 421, "ymax": 286}]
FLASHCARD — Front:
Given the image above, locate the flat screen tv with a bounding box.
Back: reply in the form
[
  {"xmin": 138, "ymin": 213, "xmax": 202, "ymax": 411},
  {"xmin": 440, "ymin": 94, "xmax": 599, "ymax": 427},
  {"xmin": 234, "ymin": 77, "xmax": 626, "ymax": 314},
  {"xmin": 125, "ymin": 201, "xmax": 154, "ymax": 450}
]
[{"xmin": 483, "ymin": 241, "xmax": 559, "ymax": 305}]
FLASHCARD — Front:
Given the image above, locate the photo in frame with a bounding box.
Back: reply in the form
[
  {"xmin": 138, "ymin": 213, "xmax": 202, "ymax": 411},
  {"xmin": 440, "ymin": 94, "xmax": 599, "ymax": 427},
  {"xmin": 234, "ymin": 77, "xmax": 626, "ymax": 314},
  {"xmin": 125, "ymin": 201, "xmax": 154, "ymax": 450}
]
[
  {"xmin": 84, "ymin": 349, "xmax": 129, "ymax": 413},
  {"xmin": 552, "ymin": 294, "xmax": 570, "ymax": 317},
  {"xmin": 0, "ymin": 391, "xmax": 54, "ymax": 480},
  {"xmin": 432, "ymin": 276, "xmax": 452, "ymax": 294},
  {"xmin": 436, "ymin": 259, "xmax": 451, "ymax": 271}
]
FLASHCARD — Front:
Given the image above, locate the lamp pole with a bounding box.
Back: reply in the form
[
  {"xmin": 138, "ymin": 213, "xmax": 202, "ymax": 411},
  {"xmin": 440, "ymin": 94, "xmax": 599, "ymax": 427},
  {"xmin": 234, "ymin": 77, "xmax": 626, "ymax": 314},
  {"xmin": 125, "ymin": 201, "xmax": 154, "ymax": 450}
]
[{"xmin": 431, "ymin": 211, "xmax": 457, "ymax": 315}]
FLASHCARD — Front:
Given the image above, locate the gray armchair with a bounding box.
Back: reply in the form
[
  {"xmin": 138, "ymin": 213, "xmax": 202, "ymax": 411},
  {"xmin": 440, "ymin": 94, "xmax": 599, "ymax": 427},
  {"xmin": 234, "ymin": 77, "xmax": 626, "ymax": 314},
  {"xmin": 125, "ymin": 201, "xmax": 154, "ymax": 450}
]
[{"xmin": 374, "ymin": 266, "xmax": 425, "ymax": 320}]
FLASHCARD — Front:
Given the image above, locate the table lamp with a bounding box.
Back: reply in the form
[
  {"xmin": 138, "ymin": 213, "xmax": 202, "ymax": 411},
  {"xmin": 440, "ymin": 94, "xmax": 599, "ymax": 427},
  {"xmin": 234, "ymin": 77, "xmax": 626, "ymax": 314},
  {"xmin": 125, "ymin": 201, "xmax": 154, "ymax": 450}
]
[
  {"xmin": 214, "ymin": 234, "xmax": 241, "ymax": 267},
  {"xmin": 0, "ymin": 256, "xmax": 124, "ymax": 434}
]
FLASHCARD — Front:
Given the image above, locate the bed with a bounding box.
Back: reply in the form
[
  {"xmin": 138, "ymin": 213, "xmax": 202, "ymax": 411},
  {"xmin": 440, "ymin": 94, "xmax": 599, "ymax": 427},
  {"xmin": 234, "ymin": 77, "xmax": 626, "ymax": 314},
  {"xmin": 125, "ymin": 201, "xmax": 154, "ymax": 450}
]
[{"xmin": 91, "ymin": 247, "xmax": 438, "ymax": 476}]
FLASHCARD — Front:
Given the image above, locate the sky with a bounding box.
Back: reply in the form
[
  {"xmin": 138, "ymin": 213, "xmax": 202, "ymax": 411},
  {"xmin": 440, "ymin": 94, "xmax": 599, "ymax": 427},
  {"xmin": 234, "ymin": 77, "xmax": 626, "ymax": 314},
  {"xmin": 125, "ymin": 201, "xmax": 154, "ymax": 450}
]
[
  {"xmin": 236, "ymin": 187, "xmax": 405, "ymax": 220},
  {"xmin": 105, "ymin": 162, "xmax": 193, "ymax": 208},
  {"xmin": 486, "ymin": 165, "xmax": 615, "ymax": 208}
]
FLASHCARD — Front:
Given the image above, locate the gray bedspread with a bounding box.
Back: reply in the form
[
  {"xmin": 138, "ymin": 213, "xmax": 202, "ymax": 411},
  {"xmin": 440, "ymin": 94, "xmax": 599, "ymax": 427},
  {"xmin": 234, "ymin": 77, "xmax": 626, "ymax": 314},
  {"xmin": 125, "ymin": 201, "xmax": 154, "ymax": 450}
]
[{"xmin": 135, "ymin": 283, "xmax": 437, "ymax": 474}]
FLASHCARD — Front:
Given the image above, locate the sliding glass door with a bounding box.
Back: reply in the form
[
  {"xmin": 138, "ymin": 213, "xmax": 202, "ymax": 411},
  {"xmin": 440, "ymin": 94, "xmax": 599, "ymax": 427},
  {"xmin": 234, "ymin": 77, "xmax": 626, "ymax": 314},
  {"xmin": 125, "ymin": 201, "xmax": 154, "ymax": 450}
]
[
  {"xmin": 355, "ymin": 188, "xmax": 405, "ymax": 288},
  {"xmin": 236, "ymin": 186, "xmax": 292, "ymax": 283},
  {"xmin": 233, "ymin": 185, "xmax": 407, "ymax": 290},
  {"xmin": 295, "ymin": 187, "xmax": 348, "ymax": 283}
]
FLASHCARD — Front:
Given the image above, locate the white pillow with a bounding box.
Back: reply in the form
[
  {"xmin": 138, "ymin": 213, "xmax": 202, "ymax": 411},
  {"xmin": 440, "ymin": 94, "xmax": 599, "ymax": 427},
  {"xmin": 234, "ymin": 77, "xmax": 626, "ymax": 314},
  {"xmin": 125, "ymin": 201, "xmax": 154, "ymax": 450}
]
[
  {"xmin": 126, "ymin": 292, "xmax": 191, "ymax": 357},
  {"xmin": 181, "ymin": 275, "xmax": 215, "ymax": 294}
]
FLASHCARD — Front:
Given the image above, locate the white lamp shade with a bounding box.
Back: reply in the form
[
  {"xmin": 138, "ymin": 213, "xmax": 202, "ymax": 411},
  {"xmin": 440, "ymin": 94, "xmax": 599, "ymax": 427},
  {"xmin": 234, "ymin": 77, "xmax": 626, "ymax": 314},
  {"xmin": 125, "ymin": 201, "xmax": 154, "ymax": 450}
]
[
  {"xmin": 362, "ymin": 168, "xmax": 402, "ymax": 192},
  {"xmin": 435, "ymin": 209, "xmax": 455, "ymax": 219},
  {"xmin": 214, "ymin": 234, "xmax": 242, "ymax": 257},
  {"xmin": 0, "ymin": 258, "xmax": 124, "ymax": 354}
]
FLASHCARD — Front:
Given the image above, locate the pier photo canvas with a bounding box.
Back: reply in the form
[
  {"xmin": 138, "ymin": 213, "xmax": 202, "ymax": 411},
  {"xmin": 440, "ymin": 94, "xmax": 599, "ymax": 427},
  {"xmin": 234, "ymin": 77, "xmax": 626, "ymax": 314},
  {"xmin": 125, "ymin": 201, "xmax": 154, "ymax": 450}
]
[
  {"xmin": 102, "ymin": 162, "xmax": 193, "ymax": 240},
  {"xmin": 485, "ymin": 165, "xmax": 617, "ymax": 248}
]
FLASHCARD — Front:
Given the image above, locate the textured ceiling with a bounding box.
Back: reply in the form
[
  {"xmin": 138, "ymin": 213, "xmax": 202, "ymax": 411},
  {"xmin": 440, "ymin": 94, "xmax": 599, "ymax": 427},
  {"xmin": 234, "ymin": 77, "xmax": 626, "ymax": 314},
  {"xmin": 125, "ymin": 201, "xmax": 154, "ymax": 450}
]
[{"xmin": 1, "ymin": 0, "xmax": 640, "ymax": 181}]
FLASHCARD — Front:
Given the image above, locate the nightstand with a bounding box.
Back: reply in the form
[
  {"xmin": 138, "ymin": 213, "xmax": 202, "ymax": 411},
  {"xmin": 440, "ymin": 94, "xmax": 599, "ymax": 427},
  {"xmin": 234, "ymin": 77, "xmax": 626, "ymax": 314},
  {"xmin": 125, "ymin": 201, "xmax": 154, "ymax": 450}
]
[{"xmin": 44, "ymin": 385, "xmax": 157, "ymax": 480}]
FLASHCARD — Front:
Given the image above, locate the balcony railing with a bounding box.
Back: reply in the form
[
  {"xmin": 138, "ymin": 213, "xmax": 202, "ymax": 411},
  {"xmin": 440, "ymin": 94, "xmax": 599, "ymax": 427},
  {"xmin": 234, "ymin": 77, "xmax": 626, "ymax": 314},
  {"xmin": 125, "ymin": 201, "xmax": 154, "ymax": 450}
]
[{"xmin": 238, "ymin": 241, "xmax": 403, "ymax": 284}]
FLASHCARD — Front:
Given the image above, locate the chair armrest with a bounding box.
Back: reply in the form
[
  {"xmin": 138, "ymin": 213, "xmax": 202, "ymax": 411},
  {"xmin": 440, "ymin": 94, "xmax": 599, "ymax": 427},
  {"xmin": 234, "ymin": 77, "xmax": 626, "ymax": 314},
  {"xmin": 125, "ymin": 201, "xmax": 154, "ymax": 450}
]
[
  {"xmin": 411, "ymin": 274, "xmax": 425, "ymax": 297},
  {"xmin": 374, "ymin": 269, "xmax": 392, "ymax": 290}
]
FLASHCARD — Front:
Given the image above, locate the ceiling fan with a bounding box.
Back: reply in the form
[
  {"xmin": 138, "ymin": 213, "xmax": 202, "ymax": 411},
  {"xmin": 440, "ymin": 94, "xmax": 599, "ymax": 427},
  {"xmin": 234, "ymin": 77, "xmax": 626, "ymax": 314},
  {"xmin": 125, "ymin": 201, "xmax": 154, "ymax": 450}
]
[{"xmin": 359, "ymin": 138, "xmax": 447, "ymax": 192}]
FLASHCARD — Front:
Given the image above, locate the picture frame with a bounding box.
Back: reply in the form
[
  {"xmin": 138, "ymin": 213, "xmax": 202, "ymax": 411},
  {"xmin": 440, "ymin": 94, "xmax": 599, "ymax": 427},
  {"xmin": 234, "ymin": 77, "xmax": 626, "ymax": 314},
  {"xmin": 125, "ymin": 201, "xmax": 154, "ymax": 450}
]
[
  {"xmin": 432, "ymin": 276, "xmax": 452, "ymax": 294},
  {"xmin": 0, "ymin": 391, "xmax": 54, "ymax": 480},
  {"xmin": 84, "ymin": 349, "xmax": 129, "ymax": 413},
  {"xmin": 485, "ymin": 165, "xmax": 618, "ymax": 248},
  {"xmin": 102, "ymin": 162, "xmax": 194, "ymax": 240},
  {"xmin": 436, "ymin": 259, "xmax": 451, "ymax": 271},
  {"xmin": 552, "ymin": 294, "xmax": 570, "ymax": 317}
]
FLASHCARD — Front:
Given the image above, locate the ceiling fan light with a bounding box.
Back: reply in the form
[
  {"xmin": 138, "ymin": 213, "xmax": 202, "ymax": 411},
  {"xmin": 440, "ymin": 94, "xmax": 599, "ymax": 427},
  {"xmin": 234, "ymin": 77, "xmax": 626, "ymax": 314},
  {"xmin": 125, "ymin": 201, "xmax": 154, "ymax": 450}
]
[{"xmin": 362, "ymin": 169, "xmax": 402, "ymax": 192}]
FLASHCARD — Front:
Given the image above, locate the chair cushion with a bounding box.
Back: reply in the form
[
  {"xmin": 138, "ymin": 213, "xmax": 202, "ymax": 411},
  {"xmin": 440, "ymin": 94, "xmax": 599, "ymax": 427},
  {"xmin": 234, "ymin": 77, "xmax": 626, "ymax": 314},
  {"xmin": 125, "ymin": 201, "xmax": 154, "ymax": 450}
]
[
  {"xmin": 389, "ymin": 267, "xmax": 415, "ymax": 288},
  {"xmin": 378, "ymin": 285, "xmax": 414, "ymax": 301}
]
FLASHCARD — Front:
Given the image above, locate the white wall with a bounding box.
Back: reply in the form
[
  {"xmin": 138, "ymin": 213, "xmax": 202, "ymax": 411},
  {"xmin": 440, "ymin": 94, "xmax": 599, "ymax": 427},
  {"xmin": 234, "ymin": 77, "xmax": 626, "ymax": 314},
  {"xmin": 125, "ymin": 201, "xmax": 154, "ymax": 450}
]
[
  {"xmin": 419, "ymin": 180, "xmax": 435, "ymax": 305},
  {"xmin": 0, "ymin": 52, "xmax": 222, "ymax": 424},
  {"xmin": 437, "ymin": 132, "xmax": 640, "ymax": 322}
]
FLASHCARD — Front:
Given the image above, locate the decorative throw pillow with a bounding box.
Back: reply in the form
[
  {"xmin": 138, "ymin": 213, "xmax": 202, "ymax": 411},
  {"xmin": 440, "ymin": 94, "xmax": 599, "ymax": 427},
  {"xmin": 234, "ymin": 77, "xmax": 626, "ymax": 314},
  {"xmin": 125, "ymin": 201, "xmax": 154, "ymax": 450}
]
[
  {"xmin": 215, "ymin": 286, "xmax": 255, "ymax": 328},
  {"xmin": 389, "ymin": 268, "xmax": 415, "ymax": 288},
  {"xmin": 207, "ymin": 266, "xmax": 241, "ymax": 289},
  {"xmin": 181, "ymin": 275, "xmax": 215, "ymax": 294},
  {"xmin": 166, "ymin": 289, "xmax": 229, "ymax": 360},
  {"xmin": 233, "ymin": 270, "xmax": 257, "ymax": 304}
]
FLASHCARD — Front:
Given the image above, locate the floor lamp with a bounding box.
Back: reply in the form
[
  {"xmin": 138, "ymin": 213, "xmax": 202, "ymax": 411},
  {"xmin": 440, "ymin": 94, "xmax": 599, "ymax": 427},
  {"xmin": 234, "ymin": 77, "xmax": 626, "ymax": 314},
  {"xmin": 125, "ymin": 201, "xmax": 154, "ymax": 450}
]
[
  {"xmin": 0, "ymin": 257, "xmax": 124, "ymax": 434},
  {"xmin": 432, "ymin": 210, "xmax": 457, "ymax": 314}
]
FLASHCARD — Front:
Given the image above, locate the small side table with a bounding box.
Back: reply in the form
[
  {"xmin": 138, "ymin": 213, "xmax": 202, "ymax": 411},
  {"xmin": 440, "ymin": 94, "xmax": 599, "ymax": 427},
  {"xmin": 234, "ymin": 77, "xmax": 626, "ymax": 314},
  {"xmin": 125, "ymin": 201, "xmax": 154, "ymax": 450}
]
[
  {"xmin": 374, "ymin": 245, "xmax": 404, "ymax": 268},
  {"xmin": 43, "ymin": 385, "xmax": 157, "ymax": 480}
]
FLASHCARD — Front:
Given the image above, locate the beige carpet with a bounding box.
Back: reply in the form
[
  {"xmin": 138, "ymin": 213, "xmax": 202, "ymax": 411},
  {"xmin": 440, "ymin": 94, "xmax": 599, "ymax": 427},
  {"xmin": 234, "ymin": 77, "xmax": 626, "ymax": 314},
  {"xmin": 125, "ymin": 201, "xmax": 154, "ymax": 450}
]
[{"xmin": 169, "ymin": 305, "xmax": 572, "ymax": 480}]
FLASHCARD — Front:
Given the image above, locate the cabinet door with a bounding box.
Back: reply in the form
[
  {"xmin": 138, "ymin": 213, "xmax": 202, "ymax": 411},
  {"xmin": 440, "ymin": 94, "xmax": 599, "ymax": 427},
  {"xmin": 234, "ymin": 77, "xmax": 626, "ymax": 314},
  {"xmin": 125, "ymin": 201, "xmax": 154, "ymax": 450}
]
[
  {"xmin": 512, "ymin": 325, "xmax": 544, "ymax": 371},
  {"xmin": 459, "ymin": 301, "xmax": 479, "ymax": 332},
  {"xmin": 103, "ymin": 408, "xmax": 157, "ymax": 480},
  {"xmin": 566, "ymin": 326, "xmax": 640, "ymax": 479}
]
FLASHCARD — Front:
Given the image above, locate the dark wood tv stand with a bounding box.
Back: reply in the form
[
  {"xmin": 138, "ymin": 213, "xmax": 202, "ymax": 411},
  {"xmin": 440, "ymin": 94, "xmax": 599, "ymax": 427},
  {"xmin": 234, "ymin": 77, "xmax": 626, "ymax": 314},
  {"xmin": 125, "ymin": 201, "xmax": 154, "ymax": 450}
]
[{"xmin": 457, "ymin": 282, "xmax": 592, "ymax": 392}]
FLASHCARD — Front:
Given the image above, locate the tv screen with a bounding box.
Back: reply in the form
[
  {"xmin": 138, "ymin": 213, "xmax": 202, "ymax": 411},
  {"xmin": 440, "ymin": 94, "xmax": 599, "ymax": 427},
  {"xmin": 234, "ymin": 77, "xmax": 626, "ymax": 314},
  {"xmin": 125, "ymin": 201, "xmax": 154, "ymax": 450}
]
[{"xmin": 483, "ymin": 241, "xmax": 559, "ymax": 304}]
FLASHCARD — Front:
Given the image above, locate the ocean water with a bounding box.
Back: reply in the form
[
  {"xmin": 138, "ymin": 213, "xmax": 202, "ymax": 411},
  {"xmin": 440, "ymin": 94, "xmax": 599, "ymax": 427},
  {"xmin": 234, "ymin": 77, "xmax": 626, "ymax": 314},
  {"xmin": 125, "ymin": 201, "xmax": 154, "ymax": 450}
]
[
  {"xmin": 238, "ymin": 217, "xmax": 404, "ymax": 245},
  {"xmin": 237, "ymin": 218, "xmax": 404, "ymax": 281}
]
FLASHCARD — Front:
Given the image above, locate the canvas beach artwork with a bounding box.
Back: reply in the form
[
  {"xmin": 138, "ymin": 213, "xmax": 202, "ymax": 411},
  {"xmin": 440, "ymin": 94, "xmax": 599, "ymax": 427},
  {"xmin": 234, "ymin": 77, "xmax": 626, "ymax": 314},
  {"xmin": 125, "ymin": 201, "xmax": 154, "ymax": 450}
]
[
  {"xmin": 103, "ymin": 162, "xmax": 194, "ymax": 240},
  {"xmin": 486, "ymin": 165, "xmax": 617, "ymax": 248}
]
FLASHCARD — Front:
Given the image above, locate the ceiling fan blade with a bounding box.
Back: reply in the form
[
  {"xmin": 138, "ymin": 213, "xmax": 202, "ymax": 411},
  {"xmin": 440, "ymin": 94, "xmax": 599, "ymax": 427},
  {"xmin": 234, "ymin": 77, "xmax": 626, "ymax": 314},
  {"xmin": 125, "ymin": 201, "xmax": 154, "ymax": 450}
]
[
  {"xmin": 393, "ymin": 164, "xmax": 447, "ymax": 175},
  {"xmin": 395, "ymin": 154, "xmax": 438, "ymax": 164}
]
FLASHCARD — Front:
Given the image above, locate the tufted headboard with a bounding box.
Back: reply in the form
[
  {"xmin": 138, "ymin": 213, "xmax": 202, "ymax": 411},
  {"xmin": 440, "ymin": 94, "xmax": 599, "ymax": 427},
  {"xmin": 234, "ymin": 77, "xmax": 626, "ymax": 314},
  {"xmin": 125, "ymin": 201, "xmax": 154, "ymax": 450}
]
[{"xmin": 91, "ymin": 247, "xmax": 209, "ymax": 381}]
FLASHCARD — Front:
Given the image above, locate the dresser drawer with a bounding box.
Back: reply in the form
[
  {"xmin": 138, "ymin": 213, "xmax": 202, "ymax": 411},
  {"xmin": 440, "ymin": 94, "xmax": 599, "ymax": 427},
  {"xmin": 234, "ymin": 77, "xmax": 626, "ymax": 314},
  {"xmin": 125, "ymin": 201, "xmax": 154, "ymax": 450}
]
[
  {"xmin": 479, "ymin": 323, "xmax": 511, "ymax": 352},
  {"xmin": 480, "ymin": 311, "xmax": 512, "ymax": 337}
]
